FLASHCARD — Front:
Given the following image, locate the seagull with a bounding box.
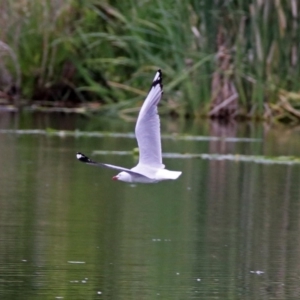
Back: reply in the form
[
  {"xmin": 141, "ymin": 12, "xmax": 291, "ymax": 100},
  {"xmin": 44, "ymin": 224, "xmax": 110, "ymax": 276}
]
[{"xmin": 76, "ymin": 69, "xmax": 182, "ymax": 183}]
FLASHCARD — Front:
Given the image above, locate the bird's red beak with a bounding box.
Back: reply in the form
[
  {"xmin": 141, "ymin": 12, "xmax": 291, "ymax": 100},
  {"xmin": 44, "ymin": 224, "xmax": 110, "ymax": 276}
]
[{"xmin": 112, "ymin": 176, "xmax": 118, "ymax": 180}]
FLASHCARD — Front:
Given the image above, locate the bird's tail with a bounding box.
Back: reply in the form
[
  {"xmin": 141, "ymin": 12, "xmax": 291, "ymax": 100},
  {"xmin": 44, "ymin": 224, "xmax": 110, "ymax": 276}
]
[
  {"xmin": 168, "ymin": 171, "xmax": 182, "ymax": 180},
  {"xmin": 156, "ymin": 169, "xmax": 182, "ymax": 180}
]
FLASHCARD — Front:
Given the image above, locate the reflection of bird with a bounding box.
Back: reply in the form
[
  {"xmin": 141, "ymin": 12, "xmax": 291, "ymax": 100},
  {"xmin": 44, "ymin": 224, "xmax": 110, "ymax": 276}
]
[{"xmin": 76, "ymin": 70, "xmax": 182, "ymax": 183}]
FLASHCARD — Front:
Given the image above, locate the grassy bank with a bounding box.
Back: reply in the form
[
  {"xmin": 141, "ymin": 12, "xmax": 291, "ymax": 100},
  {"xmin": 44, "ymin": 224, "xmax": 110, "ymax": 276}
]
[{"xmin": 1, "ymin": 0, "xmax": 300, "ymax": 121}]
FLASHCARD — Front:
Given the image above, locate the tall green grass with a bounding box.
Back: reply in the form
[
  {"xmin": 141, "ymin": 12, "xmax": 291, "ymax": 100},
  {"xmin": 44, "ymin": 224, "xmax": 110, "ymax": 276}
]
[{"xmin": 1, "ymin": 0, "xmax": 300, "ymax": 118}]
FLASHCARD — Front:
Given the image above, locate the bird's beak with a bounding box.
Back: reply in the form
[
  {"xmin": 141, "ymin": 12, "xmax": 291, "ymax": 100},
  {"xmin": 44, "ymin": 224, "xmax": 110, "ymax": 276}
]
[{"xmin": 112, "ymin": 176, "xmax": 118, "ymax": 180}]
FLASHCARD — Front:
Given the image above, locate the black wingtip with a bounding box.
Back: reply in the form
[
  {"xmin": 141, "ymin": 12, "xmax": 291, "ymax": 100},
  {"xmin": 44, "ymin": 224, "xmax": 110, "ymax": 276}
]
[
  {"xmin": 152, "ymin": 69, "xmax": 163, "ymax": 90},
  {"xmin": 76, "ymin": 152, "xmax": 91, "ymax": 163}
]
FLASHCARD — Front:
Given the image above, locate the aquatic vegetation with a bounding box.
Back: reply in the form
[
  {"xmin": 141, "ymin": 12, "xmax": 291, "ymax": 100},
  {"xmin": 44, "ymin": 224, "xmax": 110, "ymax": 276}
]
[
  {"xmin": 1, "ymin": 0, "xmax": 300, "ymax": 120},
  {"xmin": 1, "ymin": 128, "xmax": 299, "ymax": 165},
  {"xmin": 93, "ymin": 151, "xmax": 300, "ymax": 166},
  {"xmin": 0, "ymin": 129, "xmax": 261, "ymax": 142}
]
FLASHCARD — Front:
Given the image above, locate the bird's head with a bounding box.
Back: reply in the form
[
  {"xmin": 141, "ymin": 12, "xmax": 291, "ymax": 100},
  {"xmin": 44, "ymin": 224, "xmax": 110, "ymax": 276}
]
[{"xmin": 112, "ymin": 171, "xmax": 132, "ymax": 182}]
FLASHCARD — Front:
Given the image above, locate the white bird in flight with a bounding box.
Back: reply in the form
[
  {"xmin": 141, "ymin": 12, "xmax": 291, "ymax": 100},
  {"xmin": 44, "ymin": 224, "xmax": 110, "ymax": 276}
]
[{"xmin": 76, "ymin": 69, "xmax": 182, "ymax": 183}]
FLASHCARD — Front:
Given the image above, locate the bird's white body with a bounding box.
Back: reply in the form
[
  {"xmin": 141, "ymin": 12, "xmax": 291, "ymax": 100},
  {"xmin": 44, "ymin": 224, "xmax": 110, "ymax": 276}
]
[
  {"xmin": 125, "ymin": 165, "xmax": 182, "ymax": 183},
  {"xmin": 76, "ymin": 69, "xmax": 182, "ymax": 183}
]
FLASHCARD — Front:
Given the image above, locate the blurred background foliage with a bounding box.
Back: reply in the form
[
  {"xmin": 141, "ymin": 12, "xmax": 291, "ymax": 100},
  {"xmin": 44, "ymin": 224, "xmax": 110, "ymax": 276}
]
[{"xmin": 0, "ymin": 0, "xmax": 300, "ymax": 120}]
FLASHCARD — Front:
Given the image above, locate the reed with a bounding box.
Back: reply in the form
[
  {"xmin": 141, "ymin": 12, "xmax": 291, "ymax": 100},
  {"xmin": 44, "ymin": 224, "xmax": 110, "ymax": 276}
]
[{"xmin": 1, "ymin": 0, "xmax": 299, "ymax": 120}]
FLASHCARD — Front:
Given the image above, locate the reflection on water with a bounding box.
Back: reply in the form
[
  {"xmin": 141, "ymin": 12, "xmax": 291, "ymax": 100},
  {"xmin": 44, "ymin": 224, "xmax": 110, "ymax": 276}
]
[{"xmin": 1, "ymin": 113, "xmax": 300, "ymax": 299}]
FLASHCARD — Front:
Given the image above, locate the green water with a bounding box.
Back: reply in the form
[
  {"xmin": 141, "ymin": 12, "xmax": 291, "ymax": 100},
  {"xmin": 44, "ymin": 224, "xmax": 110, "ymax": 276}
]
[{"xmin": 1, "ymin": 113, "xmax": 300, "ymax": 299}]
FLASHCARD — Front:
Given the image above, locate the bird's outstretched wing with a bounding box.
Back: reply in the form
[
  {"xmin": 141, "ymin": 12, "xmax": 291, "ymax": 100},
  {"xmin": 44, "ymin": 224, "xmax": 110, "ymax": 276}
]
[
  {"xmin": 135, "ymin": 69, "xmax": 164, "ymax": 168},
  {"xmin": 76, "ymin": 152, "xmax": 143, "ymax": 176}
]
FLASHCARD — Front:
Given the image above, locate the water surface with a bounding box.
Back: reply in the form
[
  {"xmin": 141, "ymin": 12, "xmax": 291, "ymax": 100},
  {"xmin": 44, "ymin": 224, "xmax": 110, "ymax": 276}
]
[{"xmin": 1, "ymin": 112, "xmax": 300, "ymax": 299}]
